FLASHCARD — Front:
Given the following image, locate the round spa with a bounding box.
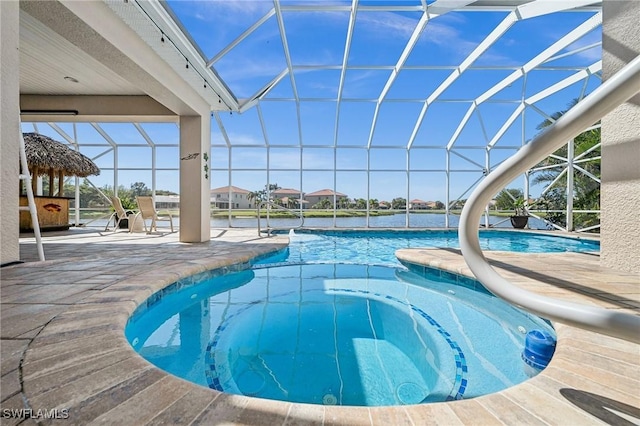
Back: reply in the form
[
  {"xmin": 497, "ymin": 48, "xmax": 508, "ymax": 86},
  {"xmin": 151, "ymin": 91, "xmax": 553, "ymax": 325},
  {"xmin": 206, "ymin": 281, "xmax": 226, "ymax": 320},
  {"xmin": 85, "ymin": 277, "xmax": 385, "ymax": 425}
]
[{"xmin": 126, "ymin": 262, "xmax": 556, "ymax": 407}]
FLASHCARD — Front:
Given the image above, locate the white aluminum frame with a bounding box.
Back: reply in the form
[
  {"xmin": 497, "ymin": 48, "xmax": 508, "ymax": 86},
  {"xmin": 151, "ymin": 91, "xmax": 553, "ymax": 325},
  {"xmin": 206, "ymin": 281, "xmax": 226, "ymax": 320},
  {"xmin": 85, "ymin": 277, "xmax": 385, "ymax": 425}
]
[
  {"xmin": 22, "ymin": 0, "xmax": 604, "ymax": 232},
  {"xmin": 459, "ymin": 53, "xmax": 640, "ymax": 343}
]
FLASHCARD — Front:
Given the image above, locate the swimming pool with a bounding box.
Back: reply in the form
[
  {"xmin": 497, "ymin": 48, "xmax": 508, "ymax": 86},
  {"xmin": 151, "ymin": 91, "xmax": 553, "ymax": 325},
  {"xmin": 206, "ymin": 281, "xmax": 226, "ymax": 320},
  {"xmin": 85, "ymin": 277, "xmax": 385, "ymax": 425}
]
[
  {"xmin": 126, "ymin": 230, "xmax": 561, "ymax": 406},
  {"xmin": 260, "ymin": 229, "xmax": 600, "ymax": 266}
]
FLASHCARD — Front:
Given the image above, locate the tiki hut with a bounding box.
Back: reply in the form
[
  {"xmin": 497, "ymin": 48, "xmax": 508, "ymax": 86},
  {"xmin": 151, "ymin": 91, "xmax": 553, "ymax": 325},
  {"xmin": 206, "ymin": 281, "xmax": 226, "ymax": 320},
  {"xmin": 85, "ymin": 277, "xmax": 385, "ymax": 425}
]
[
  {"xmin": 23, "ymin": 132, "xmax": 100, "ymax": 193},
  {"xmin": 20, "ymin": 133, "xmax": 100, "ymax": 231}
]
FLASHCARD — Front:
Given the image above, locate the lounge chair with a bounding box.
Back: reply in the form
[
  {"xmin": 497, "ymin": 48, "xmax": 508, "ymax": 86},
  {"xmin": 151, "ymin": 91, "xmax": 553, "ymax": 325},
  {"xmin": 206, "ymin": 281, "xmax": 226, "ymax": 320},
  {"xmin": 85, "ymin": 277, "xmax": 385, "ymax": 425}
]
[
  {"xmin": 133, "ymin": 196, "xmax": 174, "ymax": 234},
  {"xmin": 105, "ymin": 195, "xmax": 133, "ymax": 232}
]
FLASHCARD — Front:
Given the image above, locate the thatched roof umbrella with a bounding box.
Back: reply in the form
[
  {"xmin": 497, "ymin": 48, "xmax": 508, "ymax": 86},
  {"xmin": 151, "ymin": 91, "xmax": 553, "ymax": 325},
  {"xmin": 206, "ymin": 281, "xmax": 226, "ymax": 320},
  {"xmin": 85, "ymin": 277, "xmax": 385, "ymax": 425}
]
[{"xmin": 22, "ymin": 132, "xmax": 100, "ymax": 196}]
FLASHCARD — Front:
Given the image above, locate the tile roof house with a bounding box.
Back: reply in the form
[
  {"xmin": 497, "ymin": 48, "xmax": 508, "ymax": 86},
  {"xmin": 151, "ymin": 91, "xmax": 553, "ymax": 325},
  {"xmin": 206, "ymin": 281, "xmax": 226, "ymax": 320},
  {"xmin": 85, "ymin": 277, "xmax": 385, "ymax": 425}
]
[
  {"xmin": 210, "ymin": 186, "xmax": 252, "ymax": 209},
  {"xmin": 409, "ymin": 199, "xmax": 429, "ymax": 210},
  {"xmin": 305, "ymin": 189, "xmax": 348, "ymax": 208},
  {"xmin": 271, "ymin": 188, "xmax": 304, "ymax": 199}
]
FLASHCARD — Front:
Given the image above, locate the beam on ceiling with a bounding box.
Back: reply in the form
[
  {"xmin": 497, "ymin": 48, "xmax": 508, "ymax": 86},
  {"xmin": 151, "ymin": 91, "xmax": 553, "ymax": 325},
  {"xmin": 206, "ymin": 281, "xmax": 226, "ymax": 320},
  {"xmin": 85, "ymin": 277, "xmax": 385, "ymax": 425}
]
[
  {"xmin": 409, "ymin": 1, "xmax": 601, "ymax": 150},
  {"xmin": 407, "ymin": 10, "xmax": 518, "ymax": 149},
  {"xmin": 527, "ymin": 61, "xmax": 601, "ymax": 104},
  {"xmin": 212, "ymin": 112, "xmax": 232, "ymax": 148},
  {"xmin": 334, "ymin": 0, "xmax": 359, "ymax": 148},
  {"xmin": 446, "ymin": 103, "xmax": 476, "ymax": 150},
  {"xmin": 91, "ymin": 123, "xmax": 120, "ymax": 148},
  {"xmin": 47, "ymin": 123, "xmax": 76, "ymax": 147},
  {"xmin": 207, "ymin": 9, "xmax": 276, "ymax": 67},
  {"xmin": 476, "ymin": 11, "xmax": 602, "ymax": 105},
  {"xmin": 487, "ymin": 60, "xmax": 601, "ymax": 148},
  {"xmin": 543, "ymin": 42, "xmax": 601, "ymax": 64},
  {"xmin": 274, "ymin": 0, "xmax": 303, "ymax": 146},
  {"xmin": 256, "ymin": 104, "xmax": 271, "ymax": 148},
  {"xmin": 366, "ymin": 11, "xmax": 432, "ymax": 149},
  {"xmin": 20, "ymin": 95, "xmax": 177, "ymax": 123},
  {"xmin": 239, "ymin": 69, "xmax": 289, "ymax": 113},
  {"xmin": 516, "ymin": 0, "xmax": 600, "ymax": 20},
  {"xmin": 367, "ymin": 0, "xmax": 481, "ymax": 149},
  {"xmin": 133, "ymin": 123, "xmax": 156, "ymax": 147}
]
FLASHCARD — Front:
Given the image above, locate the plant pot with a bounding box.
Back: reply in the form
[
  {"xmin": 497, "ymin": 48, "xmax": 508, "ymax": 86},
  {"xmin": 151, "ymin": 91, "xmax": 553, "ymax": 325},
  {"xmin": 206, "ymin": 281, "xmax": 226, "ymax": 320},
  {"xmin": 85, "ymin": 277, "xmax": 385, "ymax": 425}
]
[
  {"xmin": 510, "ymin": 215, "xmax": 529, "ymax": 229},
  {"xmin": 116, "ymin": 215, "xmax": 129, "ymax": 228},
  {"xmin": 116, "ymin": 210, "xmax": 134, "ymax": 228}
]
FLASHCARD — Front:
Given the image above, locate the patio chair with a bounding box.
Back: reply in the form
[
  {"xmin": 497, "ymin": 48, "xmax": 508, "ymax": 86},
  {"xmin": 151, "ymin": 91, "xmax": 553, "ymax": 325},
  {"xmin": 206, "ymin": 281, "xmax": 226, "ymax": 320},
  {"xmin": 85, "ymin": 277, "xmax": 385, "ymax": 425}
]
[
  {"xmin": 105, "ymin": 196, "xmax": 133, "ymax": 232},
  {"xmin": 133, "ymin": 196, "xmax": 174, "ymax": 234}
]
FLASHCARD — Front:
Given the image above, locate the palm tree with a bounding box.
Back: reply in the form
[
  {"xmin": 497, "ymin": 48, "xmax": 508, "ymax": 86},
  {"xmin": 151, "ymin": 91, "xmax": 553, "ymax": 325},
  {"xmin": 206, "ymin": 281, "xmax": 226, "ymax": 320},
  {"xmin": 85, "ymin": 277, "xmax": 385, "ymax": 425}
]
[
  {"xmin": 495, "ymin": 188, "xmax": 524, "ymax": 211},
  {"xmin": 247, "ymin": 183, "xmax": 281, "ymax": 208},
  {"xmin": 355, "ymin": 198, "xmax": 367, "ymax": 210},
  {"xmin": 247, "ymin": 191, "xmax": 263, "ymax": 206},
  {"xmin": 531, "ymin": 99, "xmax": 601, "ymax": 230},
  {"xmin": 391, "ymin": 197, "xmax": 406, "ymax": 210},
  {"xmin": 338, "ymin": 196, "xmax": 350, "ymax": 209},
  {"xmin": 313, "ymin": 199, "xmax": 332, "ymax": 209}
]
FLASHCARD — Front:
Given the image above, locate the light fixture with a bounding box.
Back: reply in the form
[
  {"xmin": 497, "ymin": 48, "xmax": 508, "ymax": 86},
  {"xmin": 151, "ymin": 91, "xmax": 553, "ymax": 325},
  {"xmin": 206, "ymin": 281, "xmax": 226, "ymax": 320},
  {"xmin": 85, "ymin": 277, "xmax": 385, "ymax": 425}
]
[
  {"xmin": 21, "ymin": 110, "xmax": 79, "ymax": 116},
  {"xmin": 131, "ymin": 1, "xmax": 233, "ymax": 112},
  {"xmin": 64, "ymin": 76, "xmax": 79, "ymax": 83}
]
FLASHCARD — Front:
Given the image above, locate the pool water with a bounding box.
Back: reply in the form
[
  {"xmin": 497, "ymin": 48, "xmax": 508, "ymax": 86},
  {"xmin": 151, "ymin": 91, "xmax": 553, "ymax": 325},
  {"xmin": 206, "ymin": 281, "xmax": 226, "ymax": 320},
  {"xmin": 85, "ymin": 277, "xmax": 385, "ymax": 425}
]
[
  {"xmin": 126, "ymin": 261, "xmax": 555, "ymax": 406},
  {"xmin": 259, "ymin": 229, "xmax": 599, "ymax": 266}
]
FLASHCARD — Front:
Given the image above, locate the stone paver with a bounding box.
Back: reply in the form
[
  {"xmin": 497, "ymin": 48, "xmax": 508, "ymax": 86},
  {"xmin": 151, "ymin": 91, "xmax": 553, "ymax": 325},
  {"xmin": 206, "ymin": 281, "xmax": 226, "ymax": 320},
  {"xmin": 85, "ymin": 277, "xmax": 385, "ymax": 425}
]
[{"xmin": 1, "ymin": 227, "xmax": 638, "ymax": 425}]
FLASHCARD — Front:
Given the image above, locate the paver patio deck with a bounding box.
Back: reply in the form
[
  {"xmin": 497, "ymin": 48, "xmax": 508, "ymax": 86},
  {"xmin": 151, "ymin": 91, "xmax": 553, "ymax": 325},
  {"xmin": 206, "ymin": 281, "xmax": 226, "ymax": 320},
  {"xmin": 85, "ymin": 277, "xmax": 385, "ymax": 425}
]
[{"xmin": 1, "ymin": 227, "xmax": 638, "ymax": 425}]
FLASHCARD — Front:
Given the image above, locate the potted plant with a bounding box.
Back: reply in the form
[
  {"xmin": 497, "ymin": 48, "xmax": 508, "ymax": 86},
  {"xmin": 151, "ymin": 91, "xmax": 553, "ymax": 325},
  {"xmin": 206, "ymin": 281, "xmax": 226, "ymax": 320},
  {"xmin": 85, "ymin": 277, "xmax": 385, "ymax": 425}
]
[{"xmin": 510, "ymin": 198, "xmax": 529, "ymax": 229}]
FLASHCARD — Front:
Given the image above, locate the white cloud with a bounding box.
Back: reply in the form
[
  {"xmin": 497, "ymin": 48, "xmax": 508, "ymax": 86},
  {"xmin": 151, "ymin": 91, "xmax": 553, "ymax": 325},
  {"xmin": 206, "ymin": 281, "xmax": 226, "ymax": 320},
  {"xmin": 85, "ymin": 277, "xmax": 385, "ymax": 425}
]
[
  {"xmin": 564, "ymin": 30, "xmax": 602, "ymax": 61},
  {"xmin": 226, "ymin": 131, "xmax": 266, "ymax": 146},
  {"xmin": 171, "ymin": 0, "xmax": 270, "ymax": 24},
  {"xmin": 355, "ymin": 10, "xmax": 465, "ymax": 48},
  {"xmin": 356, "ymin": 11, "xmax": 419, "ymax": 40},
  {"xmin": 216, "ymin": 56, "xmax": 285, "ymax": 82}
]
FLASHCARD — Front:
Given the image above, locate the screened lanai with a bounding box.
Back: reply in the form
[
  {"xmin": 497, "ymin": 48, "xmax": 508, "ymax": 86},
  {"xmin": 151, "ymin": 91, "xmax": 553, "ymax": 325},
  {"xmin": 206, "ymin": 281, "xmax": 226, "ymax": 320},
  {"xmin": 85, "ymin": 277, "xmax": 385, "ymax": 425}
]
[{"xmin": 21, "ymin": 0, "xmax": 603, "ymax": 231}]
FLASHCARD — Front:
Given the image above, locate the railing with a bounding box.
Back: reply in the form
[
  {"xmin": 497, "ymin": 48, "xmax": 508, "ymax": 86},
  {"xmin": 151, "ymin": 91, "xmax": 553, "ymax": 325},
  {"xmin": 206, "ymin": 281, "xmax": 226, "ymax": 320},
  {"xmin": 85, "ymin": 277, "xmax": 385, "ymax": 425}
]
[
  {"xmin": 18, "ymin": 130, "xmax": 45, "ymax": 261},
  {"xmin": 257, "ymin": 200, "xmax": 305, "ymax": 236},
  {"xmin": 459, "ymin": 54, "xmax": 640, "ymax": 344}
]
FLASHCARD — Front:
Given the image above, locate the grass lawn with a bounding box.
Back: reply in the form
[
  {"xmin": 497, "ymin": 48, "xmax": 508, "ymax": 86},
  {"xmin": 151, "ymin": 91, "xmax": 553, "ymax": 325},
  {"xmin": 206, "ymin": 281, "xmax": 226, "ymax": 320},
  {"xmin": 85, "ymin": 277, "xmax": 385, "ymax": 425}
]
[{"xmin": 210, "ymin": 209, "xmax": 399, "ymax": 218}]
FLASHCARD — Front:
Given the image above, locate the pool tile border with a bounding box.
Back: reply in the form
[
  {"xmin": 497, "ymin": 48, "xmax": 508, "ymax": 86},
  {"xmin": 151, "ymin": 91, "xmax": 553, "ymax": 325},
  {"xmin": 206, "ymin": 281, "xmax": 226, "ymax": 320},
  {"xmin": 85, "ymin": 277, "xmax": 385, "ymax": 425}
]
[{"xmin": 129, "ymin": 261, "xmax": 253, "ymax": 320}]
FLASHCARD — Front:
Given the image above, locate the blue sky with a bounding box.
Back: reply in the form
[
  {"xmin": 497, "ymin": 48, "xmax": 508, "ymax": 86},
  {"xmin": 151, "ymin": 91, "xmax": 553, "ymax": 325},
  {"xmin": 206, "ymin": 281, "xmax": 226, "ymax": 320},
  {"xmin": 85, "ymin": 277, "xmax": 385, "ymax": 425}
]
[{"xmin": 24, "ymin": 1, "xmax": 601, "ymax": 203}]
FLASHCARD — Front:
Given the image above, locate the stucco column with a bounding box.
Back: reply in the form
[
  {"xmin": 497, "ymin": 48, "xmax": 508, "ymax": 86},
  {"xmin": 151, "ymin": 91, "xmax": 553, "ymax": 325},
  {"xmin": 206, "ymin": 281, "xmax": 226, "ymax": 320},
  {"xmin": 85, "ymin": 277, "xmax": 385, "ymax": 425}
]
[
  {"xmin": 0, "ymin": 1, "xmax": 20, "ymax": 265},
  {"xmin": 179, "ymin": 115, "xmax": 211, "ymax": 242},
  {"xmin": 601, "ymin": 1, "xmax": 640, "ymax": 274}
]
